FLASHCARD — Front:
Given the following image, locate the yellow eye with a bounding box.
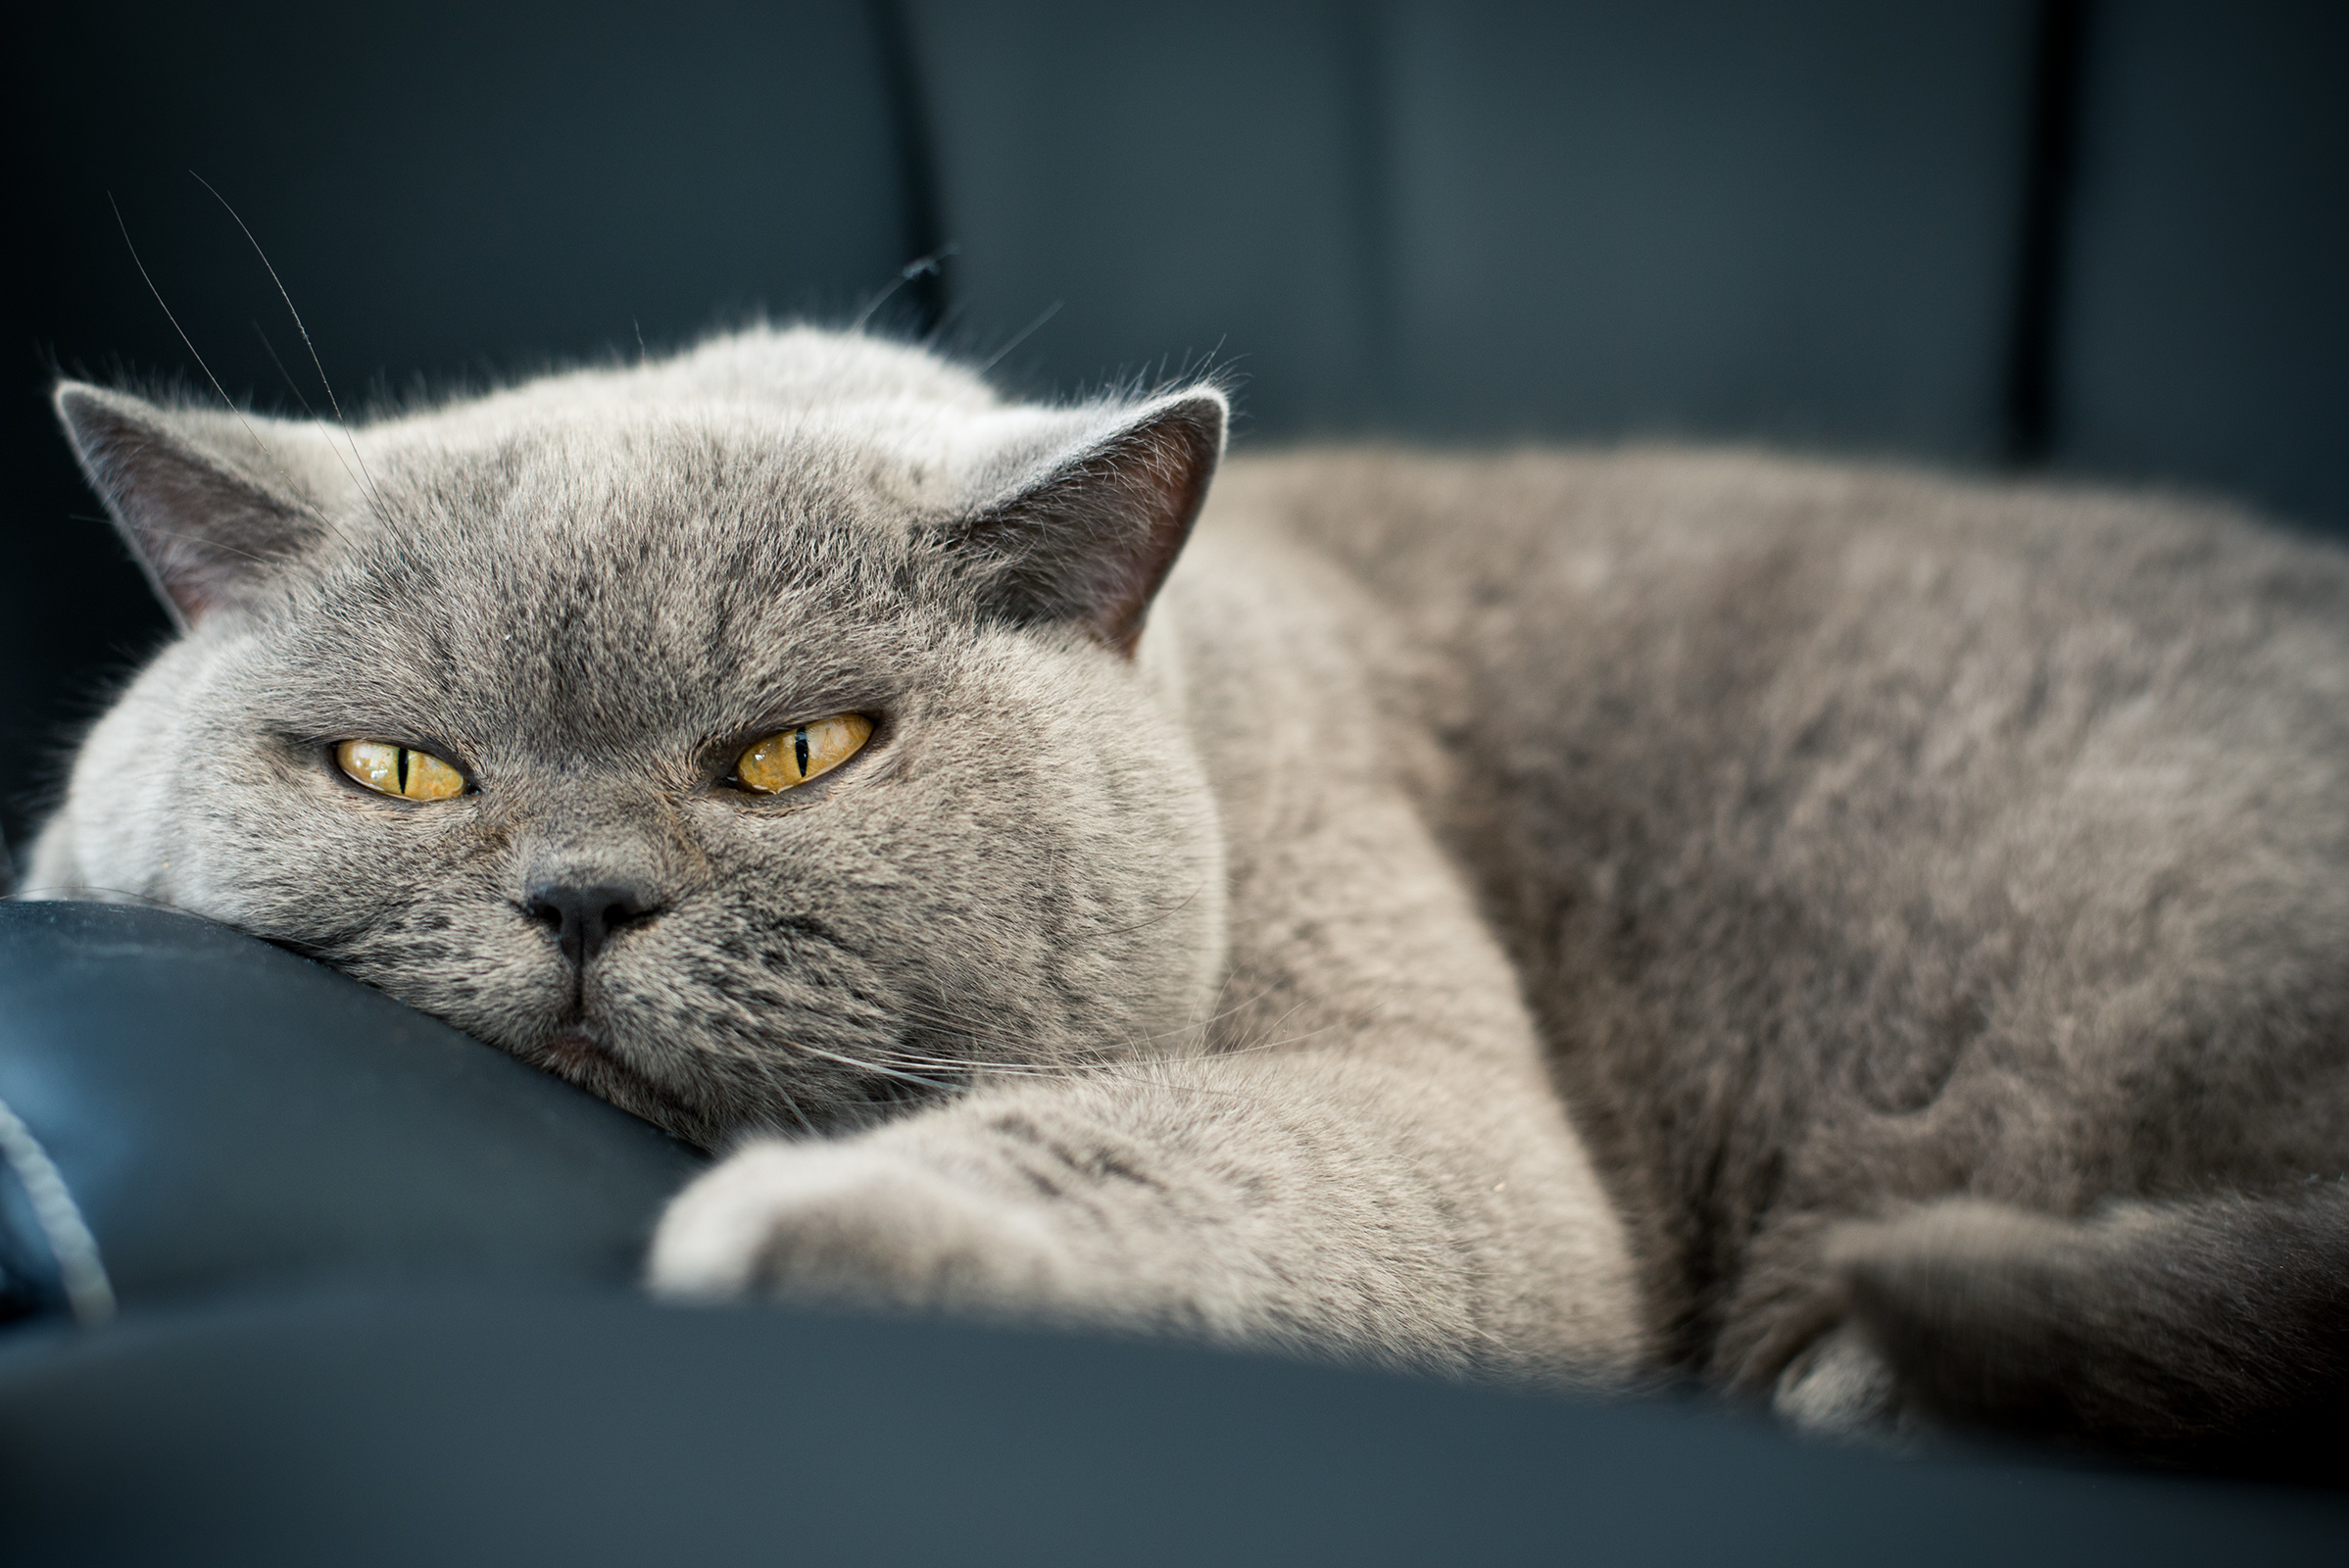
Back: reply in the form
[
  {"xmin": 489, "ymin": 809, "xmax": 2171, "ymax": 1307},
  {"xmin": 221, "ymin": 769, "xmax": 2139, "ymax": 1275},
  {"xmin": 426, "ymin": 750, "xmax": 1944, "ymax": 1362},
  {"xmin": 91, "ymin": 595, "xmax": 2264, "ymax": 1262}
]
[
  {"xmin": 336, "ymin": 740, "xmax": 468, "ymax": 801},
  {"xmin": 736, "ymin": 713, "xmax": 873, "ymax": 794}
]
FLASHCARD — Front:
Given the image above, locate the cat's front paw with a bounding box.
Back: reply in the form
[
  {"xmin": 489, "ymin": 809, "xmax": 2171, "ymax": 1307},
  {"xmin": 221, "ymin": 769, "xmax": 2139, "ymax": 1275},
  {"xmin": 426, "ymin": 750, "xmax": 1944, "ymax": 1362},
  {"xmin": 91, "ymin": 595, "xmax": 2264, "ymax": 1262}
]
[{"xmin": 648, "ymin": 1140, "xmax": 1081, "ymax": 1317}]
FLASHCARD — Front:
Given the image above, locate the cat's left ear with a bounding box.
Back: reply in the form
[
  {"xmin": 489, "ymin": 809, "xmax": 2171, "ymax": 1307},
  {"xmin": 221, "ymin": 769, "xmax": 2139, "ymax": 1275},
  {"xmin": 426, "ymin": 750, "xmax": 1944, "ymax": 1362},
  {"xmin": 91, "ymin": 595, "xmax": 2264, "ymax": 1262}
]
[
  {"xmin": 54, "ymin": 383, "xmax": 345, "ymax": 632},
  {"xmin": 947, "ymin": 389, "xmax": 1227, "ymax": 657}
]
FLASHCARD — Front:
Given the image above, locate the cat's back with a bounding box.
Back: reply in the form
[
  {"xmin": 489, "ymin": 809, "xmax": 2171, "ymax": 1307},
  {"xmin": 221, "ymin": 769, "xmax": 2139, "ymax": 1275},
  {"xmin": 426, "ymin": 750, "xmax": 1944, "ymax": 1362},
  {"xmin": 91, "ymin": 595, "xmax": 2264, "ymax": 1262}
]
[
  {"xmin": 1200, "ymin": 445, "xmax": 2349, "ymax": 1346},
  {"xmin": 1212, "ymin": 444, "xmax": 2349, "ymax": 685},
  {"xmin": 1205, "ymin": 444, "xmax": 2349, "ymax": 835}
]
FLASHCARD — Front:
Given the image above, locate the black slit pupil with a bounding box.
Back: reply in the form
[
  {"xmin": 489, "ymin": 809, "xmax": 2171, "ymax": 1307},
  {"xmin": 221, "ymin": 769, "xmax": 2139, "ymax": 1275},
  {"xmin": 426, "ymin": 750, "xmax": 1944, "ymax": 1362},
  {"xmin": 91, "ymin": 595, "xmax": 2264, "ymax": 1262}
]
[
  {"xmin": 395, "ymin": 748, "xmax": 409, "ymax": 793},
  {"xmin": 793, "ymin": 728, "xmax": 810, "ymax": 778}
]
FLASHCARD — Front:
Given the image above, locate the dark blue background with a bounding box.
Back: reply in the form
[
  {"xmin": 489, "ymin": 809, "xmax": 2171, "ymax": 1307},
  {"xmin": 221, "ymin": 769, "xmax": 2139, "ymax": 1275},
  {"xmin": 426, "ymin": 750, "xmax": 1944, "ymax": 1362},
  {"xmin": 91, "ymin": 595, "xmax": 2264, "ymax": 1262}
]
[{"xmin": 8, "ymin": 0, "xmax": 2344, "ymax": 858}]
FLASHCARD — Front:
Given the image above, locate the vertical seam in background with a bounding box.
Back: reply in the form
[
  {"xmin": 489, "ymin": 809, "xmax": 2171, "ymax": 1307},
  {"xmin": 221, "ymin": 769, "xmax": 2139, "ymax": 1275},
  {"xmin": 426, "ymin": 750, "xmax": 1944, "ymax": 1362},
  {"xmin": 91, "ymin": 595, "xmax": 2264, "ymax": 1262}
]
[
  {"xmin": 864, "ymin": 0, "xmax": 951, "ymax": 337},
  {"xmin": 1339, "ymin": 2, "xmax": 1398, "ymax": 431},
  {"xmin": 2003, "ymin": 0, "xmax": 2090, "ymax": 466}
]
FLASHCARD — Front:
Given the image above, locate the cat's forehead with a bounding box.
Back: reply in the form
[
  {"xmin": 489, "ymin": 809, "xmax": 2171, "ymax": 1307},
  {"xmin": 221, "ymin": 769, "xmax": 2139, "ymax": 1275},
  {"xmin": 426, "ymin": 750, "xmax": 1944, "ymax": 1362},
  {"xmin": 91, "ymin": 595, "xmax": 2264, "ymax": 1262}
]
[
  {"xmin": 138, "ymin": 325, "xmax": 1167, "ymax": 751},
  {"xmin": 360, "ymin": 326, "xmax": 1089, "ymax": 546},
  {"xmin": 276, "ymin": 409, "xmax": 976, "ymax": 750},
  {"xmin": 405, "ymin": 407, "xmax": 922, "ymax": 542}
]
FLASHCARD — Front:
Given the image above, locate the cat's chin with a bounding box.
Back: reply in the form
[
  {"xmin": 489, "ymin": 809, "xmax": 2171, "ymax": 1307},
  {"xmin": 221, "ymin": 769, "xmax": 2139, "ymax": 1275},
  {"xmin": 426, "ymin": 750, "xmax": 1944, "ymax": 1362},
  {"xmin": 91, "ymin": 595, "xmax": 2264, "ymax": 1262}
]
[
  {"xmin": 528, "ymin": 1025, "xmax": 693, "ymax": 1134},
  {"xmin": 541, "ymin": 1026, "xmax": 613, "ymax": 1072}
]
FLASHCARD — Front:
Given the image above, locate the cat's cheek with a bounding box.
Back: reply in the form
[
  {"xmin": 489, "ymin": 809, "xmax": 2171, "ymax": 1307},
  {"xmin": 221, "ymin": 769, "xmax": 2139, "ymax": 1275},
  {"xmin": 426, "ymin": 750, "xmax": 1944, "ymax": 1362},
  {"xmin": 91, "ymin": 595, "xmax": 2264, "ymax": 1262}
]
[{"xmin": 647, "ymin": 1141, "xmax": 1078, "ymax": 1313}]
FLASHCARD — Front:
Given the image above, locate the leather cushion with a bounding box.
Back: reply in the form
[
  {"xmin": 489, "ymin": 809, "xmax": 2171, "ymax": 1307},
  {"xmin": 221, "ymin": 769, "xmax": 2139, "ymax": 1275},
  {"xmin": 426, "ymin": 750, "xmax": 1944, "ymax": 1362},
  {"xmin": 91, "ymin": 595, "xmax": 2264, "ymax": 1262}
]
[
  {"xmin": 0, "ymin": 901, "xmax": 702, "ymax": 1320},
  {"xmin": 3, "ymin": 1289, "xmax": 2341, "ymax": 1565}
]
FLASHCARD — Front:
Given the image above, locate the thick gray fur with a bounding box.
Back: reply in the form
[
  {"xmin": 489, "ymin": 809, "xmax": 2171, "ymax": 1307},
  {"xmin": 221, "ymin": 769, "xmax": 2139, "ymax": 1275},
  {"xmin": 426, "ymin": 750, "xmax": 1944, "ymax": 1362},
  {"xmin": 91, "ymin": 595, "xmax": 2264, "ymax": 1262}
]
[{"xmin": 27, "ymin": 327, "xmax": 2349, "ymax": 1471}]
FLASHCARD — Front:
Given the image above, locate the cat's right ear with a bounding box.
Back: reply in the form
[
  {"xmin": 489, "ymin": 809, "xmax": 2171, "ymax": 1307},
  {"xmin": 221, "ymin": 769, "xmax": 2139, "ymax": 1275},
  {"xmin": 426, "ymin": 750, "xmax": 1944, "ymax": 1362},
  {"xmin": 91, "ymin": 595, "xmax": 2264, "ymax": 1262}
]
[
  {"xmin": 54, "ymin": 383, "xmax": 339, "ymax": 630},
  {"xmin": 943, "ymin": 389, "xmax": 1229, "ymax": 658}
]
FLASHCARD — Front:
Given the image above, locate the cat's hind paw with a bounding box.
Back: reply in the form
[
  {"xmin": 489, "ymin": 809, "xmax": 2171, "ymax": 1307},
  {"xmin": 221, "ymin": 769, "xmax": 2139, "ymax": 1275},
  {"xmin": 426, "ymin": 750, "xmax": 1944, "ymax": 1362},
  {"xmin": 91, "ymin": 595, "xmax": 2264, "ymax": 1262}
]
[{"xmin": 1772, "ymin": 1322, "xmax": 1907, "ymax": 1444}]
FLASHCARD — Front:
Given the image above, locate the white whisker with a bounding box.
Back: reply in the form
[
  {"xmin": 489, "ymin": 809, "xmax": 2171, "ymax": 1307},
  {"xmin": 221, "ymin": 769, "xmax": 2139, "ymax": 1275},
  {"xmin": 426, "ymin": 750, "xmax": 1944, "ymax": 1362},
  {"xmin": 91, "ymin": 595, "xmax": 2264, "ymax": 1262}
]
[
  {"xmin": 189, "ymin": 171, "xmax": 392, "ymax": 523},
  {"xmin": 106, "ymin": 193, "xmax": 357, "ymax": 556}
]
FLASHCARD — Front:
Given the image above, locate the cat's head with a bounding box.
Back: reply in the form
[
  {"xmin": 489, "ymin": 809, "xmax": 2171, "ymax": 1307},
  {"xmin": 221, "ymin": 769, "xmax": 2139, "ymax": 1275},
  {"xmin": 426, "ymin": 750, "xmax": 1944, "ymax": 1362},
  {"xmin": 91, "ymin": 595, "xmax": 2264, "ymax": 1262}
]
[{"xmin": 32, "ymin": 326, "xmax": 1231, "ymax": 1146}]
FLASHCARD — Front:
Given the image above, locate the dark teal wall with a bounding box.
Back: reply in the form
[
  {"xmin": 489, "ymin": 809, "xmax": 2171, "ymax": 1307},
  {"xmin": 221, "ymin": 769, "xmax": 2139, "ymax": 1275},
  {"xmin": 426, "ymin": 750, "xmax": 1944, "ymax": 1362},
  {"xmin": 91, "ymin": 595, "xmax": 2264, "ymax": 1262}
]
[{"xmin": 6, "ymin": 1, "xmax": 2344, "ymax": 856}]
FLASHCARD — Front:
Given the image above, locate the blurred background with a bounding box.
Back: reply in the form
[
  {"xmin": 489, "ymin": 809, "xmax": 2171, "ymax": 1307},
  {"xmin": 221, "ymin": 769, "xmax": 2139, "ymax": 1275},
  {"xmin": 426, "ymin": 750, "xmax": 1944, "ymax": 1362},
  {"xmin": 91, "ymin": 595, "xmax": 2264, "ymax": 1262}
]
[{"xmin": 6, "ymin": 0, "xmax": 2344, "ymax": 857}]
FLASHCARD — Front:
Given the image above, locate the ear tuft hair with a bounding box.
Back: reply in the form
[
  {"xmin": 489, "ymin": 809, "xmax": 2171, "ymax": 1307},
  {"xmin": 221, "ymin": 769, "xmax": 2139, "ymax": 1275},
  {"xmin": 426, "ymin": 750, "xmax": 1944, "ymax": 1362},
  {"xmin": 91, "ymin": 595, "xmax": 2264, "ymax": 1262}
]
[{"xmin": 942, "ymin": 389, "xmax": 1227, "ymax": 657}]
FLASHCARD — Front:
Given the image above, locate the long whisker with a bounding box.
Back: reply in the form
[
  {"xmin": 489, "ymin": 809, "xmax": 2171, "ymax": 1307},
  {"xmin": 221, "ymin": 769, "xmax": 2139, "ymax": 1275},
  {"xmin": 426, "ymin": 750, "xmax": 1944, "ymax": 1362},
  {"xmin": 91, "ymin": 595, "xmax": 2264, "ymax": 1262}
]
[
  {"xmin": 697, "ymin": 1026, "xmax": 817, "ymax": 1138},
  {"xmin": 188, "ymin": 171, "xmax": 391, "ymax": 520},
  {"xmin": 853, "ymin": 246, "xmax": 957, "ymax": 335},
  {"xmin": 251, "ymin": 321, "xmax": 322, "ymax": 419},
  {"xmin": 866, "ymin": 1034, "xmax": 1320, "ymax": 1104},
  {"xmin": 745, "ymin": 1046, "xmax": 819, "ymax": 1135},
  {"xmin": 921, "ymin": 297, "xmax": 969, "ymax": 350},
  {"xmin": 979, "ymin": 299, "xmax": 1062, "ymax": 375},
  {"xmin": 882, "ymin": 971, "xmax": 1297, "ymax": 1063},
  {"xmin": 880, "ymin": 978, "xmax": 1357, "ymax": 1093},
  {"xmin": 787, "ymin": 1038, "xmax": 966, "ymax": 1096},
  {"xmin": 853, "ymin": 1046, "xmax": 1265, "ymax": 1103},
  {"xmin": 107, "ymin": 193, "xmax": 352, "ymax": 552},
  {"xmin": 871, "ymin": 1047, "xmax": 1092, "ymax": 1082},
  {"xmin": 886, "ymin": 952, "xmax": 1263, "ymax": 1055}
]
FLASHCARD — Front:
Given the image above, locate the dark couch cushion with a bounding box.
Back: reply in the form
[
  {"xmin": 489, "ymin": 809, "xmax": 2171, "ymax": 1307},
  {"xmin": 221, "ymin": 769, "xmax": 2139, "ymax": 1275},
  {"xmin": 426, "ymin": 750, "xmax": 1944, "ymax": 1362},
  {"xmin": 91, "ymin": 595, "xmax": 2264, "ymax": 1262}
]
[
  {"xmin": 907, "ymin": 0, "xmax": 2040, "ymax": 458},
  {"xmin": 1376, "ymin": 0, "xmax": 2040, "ymax": 455},
  {"xmin": 0, "ymin": 902, "xmax": 700, "ymax": 1319},
  {"xmin": 2051, "ymin": 0, "xmax": 2349, "ymax": 533},
  {"xmin": 3, "ymin": 1289, "xmax": 2342, "ymax": 1566},
  {"xmin": 910, "ymin": 0, "xmax": 1387, "ymax": 435}
]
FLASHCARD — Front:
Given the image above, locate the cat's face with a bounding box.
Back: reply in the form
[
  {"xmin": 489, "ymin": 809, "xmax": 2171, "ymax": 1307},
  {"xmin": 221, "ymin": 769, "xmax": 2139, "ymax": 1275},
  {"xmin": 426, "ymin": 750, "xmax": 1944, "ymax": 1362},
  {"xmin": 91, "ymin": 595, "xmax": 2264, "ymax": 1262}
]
[{"xmin": 37, "ymin": 330, "xmax": 1230, "ymax": 1146}]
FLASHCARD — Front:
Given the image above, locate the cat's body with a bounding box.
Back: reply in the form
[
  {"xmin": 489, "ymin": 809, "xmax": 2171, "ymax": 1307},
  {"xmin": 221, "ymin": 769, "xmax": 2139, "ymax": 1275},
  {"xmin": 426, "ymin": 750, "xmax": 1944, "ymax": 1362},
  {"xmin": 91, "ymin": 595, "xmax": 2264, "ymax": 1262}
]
[
  {"xmin": 25, "ymin": 327, "xmax": 2349, "ymax": 1473},
  {"xmin": 1230, "ymin": 451, "xmax": 2349, "ymax": 1453}
]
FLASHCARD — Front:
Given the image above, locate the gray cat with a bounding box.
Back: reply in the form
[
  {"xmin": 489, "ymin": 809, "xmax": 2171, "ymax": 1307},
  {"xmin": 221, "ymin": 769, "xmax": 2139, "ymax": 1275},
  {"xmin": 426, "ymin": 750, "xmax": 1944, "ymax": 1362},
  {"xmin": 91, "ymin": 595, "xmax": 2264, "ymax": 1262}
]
[{"xmin": 25, "ymin": 326, "xmax": 2349, "ymax": 1476}]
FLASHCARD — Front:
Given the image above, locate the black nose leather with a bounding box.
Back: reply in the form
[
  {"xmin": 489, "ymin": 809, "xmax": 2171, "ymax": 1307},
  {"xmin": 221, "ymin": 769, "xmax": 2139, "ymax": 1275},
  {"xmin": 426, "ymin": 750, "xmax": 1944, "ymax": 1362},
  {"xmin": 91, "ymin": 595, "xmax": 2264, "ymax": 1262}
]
[{"xmin": 523, "ymin": 881, "xmax": 661, "ymax": 968}]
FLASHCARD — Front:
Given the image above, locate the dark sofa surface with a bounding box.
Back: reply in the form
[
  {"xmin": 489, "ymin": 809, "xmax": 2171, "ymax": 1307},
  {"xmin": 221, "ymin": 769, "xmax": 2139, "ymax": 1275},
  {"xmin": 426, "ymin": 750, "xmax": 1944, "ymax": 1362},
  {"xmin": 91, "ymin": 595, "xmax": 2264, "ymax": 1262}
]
[
  {"xmin": 5, "ymin": 1290, "xmax": 2345, "ymax": 1568},
  {"xmin": 0, "ymin": 901, "xmax": 700, "ymax": 1318}
]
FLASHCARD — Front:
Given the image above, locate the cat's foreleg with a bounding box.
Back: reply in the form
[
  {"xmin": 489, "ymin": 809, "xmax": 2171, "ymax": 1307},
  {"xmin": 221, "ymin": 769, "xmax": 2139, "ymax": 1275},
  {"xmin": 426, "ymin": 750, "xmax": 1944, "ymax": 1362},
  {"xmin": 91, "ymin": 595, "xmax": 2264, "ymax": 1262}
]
[
  {"xmin": 651, "ymin": 791, "xmax": 1645, "ymax": 1381},
  {"xmin": 651, "ymin": 1043, "xmax": 1642, "ymax": 1380}
]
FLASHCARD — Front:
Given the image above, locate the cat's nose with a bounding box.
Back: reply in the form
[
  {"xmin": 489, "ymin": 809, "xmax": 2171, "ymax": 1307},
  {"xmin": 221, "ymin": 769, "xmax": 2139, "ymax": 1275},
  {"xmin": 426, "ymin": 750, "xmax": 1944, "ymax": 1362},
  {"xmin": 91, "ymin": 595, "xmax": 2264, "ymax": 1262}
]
[{"xmin": 523, "ymin": 879, "xmax": 664, "ymax": 968}]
